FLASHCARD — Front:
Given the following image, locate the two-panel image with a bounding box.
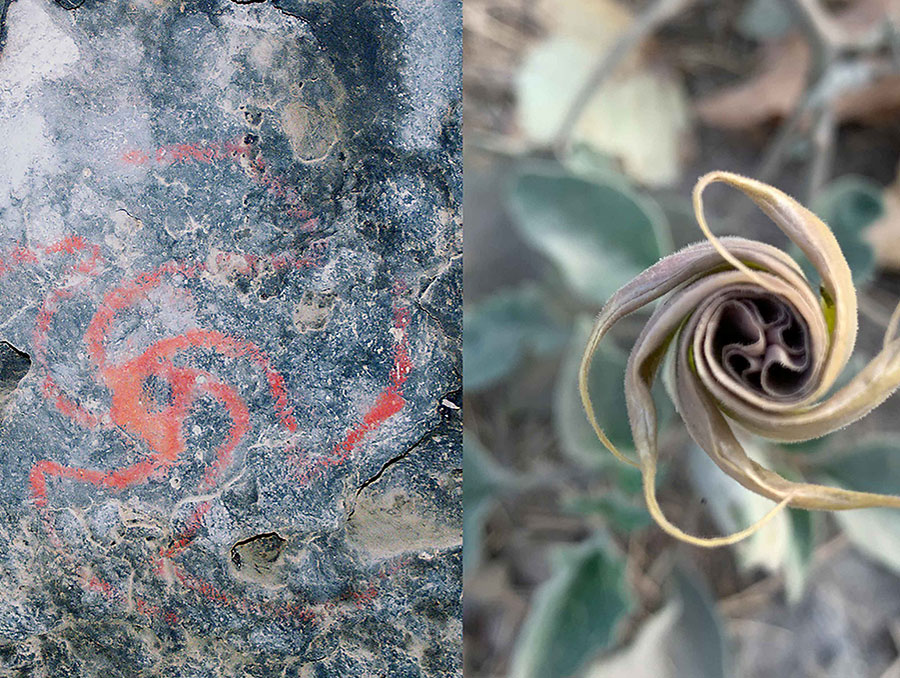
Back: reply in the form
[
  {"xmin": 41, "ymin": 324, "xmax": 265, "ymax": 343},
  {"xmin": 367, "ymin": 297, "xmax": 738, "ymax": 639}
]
[{"xmin": 1, "ymin": 0, "xmax": 899, "ymax": 675}]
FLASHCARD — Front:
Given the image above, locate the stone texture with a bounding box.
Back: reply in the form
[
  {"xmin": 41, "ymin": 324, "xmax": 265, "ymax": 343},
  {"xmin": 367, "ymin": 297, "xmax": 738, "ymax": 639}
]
[{"xmin": 0, "ymin": 0, "xmax": 461, "ymax": 675}]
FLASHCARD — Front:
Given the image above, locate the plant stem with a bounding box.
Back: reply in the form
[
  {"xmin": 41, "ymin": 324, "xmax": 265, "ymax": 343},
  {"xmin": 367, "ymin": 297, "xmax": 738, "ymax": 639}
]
[{"xmin": 551, "ymin": 0, "xmax": 693, "ymax": 157}]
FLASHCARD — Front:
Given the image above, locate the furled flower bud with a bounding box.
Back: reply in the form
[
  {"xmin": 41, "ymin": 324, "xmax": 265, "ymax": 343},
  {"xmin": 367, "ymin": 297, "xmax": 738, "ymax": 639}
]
[{"xmin": 581, "ymin": 170, "xmax": 900, "ymax": 547}]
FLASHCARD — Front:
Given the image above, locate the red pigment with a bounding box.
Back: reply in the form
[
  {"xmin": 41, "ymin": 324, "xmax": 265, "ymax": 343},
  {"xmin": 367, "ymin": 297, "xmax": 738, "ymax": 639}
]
[
  {"xmin": 21, "ymin": 237, "xmax": 412, "ymax": 627},
  {"xmin": 120, "ymin": 137, "xmax": 317, "ymax": 229},
  {"xmin": 290, "ymin": 304, "xmax": 413, "ymax": 484},
  {"xmin": 30, "ymin": 260, "xmax": 298, "ymax": 507}
]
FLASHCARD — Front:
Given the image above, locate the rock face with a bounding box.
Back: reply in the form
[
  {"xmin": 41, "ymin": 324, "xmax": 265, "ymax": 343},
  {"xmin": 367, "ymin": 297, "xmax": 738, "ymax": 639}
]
[{"xmin": 0, "ymin": 0, "xmax": 462, "ymax": 675}]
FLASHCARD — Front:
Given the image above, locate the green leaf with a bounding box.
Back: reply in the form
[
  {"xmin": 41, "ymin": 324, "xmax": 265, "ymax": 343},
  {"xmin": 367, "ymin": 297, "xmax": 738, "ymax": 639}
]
[
  {"xmin": 463, "ymin": 432, "xmax": 515, "ymax": 576},
  {"xmin": 653, "ymin": 193, "xmax": 697, "ymax": 250},
  {"xmin": 516, "ymin": 38, "xmax": 690, "ymax": 187},
  {"xmin": 737, "ymin": 0, "xmax": 793, "ymax": 41},
  {"xmin": 464, "ymin": 431, "xmax": 514, "ymax": 508},
  {"xmin": 463, "ymin": 501, "xmax": 491, "ymax": 579},
  {"xmin": 830, "ymin": 501, "xmax": 900, "ymax": 575},
  {"xmin": 615, "ymin": 461, "xmax": 647, "ymax": 496},
  {"xmin": 780, "ymin": 437, "xmax": 831, "ymax": 454},
  {"xmin": 508, "ymin": 165, "xmax": 668, "ymax": 305},
  {"xmin": 562, "ymin": 153, "xmax": 675, "ymax": 256},
  {"xmin": 584, "ymin": 569, "xmax": 731, "ymax": 678},
  {"xmin": 817, "ymin": 437, "xmax": 900, "ymax": 496},
  {"xmin": 811, "ymin": 176, "xmax": 882, "ymax": 285},
  {"xmin": 584, "ymin": 597, "xmax": 682, "ymax": 678},
  {"xmin": 516, "ymin": 39, "xmax": 596, "ymax": 145},
  {"xmin": 555, "ymin": 315, "xmax": 673, "ymax": 470},
  {"xmin": 562, "ymin": 146, "xmax": 632, "ymax": 191},
  {"xmin": 831, "ymin": 507, "xmax": 900, "ymax": 575},
  {"xmin": 816, "ymin": 437, "xmax": 900, "ymax": 575},
  {"xmin": 463, "ymin": 283, "xmax": 568, "ymax": 392},
  {"xmin": 510, "ymin": 536, "xmax": 632, "ymax": 678},
  {"xmin": 665, "ymin": 570, "xmax": 732, "ymax": 678},
  {"xmin": 565, "ymin": 492, "xmax": 652, "ymax": 532},
  {"xmin": 784, "ymin": 509, "xmax": 815, "ymax": 602},
  {"xmin": 554, "ymin": 316, "xmax": 633, "ymax": 469},
  {"xmin": 686, "ymin": 442, "xmax": 795, "ymax": 575}
]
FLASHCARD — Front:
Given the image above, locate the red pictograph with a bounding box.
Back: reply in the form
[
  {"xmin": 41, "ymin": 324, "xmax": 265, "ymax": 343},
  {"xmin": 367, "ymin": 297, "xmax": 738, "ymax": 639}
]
[
  {"xmin": 120, "ymin": 137, "xmax": 319, "ymax": 228},
  {"xmin": 287, "ymin": 303, "xmax": 412, "ymax": 485},
  {"xmin": 3, "ymin": 235, "xmax": 415, "ymax": 626},
  {"xmin": 30, "ymin": 259, "xmax": 297, "ymax": 508}
]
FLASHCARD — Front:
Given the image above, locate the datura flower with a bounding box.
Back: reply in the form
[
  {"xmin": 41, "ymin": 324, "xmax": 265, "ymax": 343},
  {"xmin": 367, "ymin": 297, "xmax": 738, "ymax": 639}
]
[{"xmin": 580, "ymin": 170, "xmax": 900, "ymax": 547}]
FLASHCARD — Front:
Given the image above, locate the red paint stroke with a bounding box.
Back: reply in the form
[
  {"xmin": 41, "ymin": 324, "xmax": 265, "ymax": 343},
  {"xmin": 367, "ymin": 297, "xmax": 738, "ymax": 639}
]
[
  {"xmin": 289, "ymin": 304, "xmax": 412, "ymax": 485},
  {"xmin": 157, "ymin": 297, "xmax": 416, "ymax": 624},
  {"xmin": 120, "ymin": 137, "xmax": 318, "ymax": 230},
  {"xmin": 21, "ymin": 238, "xmax": 414, "ymax": 628},
  {"xmin": 34, "ymin": 289, "xmax": 104, "ymax": 430},
  {"xmin": 27, "ymin": 251, "xmax": 303, "ymax": 623},
  {"xmin": 121, "ymin": 139, "xmax": 248, "ymax": 168},
  {"xmin": 158, "ymin": 500, "xmax": 212, "ymax": 562},
  {"xmin": 170, "ymin": 552, "xmax": 414, "ymax": 626},
  {"xmin": 211, "ymin": 239, "xmax": 331, "ymax": 278},
  {"xmin": 163, "ymin": 298, "xmax": 415, "ymax": 588},
  {"xmin": 79, "ymin": 567, "xmax": 179, "ymax": 625},
  {"xmin": 172, "ymin": 563, "xmax": 318, "ymax": 625},
  {"xmin": 159, "ymin": 513, "xmax": 409, "ymax": 620},
  {"xmin": 30, "ymin": 260, "xmax": 298, "ymax": 510},
  {"xmin": 345, "ymin": 553, "xmax": 414, "ymax": 612},
  {"xmin": 0, "ymin": 236, "xmax": 101, "ymax": 282},
  {"xmin": 245, "ymin": 153, "xmax": 315, "ymax": 222},
  {"xmin": 8, "ymin": 238, "xmax": 107, "ymax": 430},
  {"xmin": 13, "ymin": 245, "xmax": 105, "ymax": 564}
]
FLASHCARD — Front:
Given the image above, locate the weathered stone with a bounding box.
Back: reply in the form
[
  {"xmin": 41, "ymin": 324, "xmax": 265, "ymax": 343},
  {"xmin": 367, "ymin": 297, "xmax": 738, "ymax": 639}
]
[{"xmin": 0, "ymin": 0, "xmax": 461, "ymax": 675}]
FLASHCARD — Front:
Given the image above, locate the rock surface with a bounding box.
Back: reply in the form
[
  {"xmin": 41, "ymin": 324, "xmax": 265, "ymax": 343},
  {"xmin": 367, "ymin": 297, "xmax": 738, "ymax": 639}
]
[{"xmin": 0, "ymin": 0, "xmax": 462, "ymax": 675}]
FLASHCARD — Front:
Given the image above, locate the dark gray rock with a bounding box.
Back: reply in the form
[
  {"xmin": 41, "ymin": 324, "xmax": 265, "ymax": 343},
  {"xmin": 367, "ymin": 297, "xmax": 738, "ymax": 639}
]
[{"xmin": 0, "ymin": 0, "xmax": 461, "ymax": 675}]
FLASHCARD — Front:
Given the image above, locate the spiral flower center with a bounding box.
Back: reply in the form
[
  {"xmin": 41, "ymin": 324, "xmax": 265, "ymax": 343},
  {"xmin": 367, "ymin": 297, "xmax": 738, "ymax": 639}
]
[{"xmin": 711, "ymin": 295, "xmax": 811, "ymax": 399}]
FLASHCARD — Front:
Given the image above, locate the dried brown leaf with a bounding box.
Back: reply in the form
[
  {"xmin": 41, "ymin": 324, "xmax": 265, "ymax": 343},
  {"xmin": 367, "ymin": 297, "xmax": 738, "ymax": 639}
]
[
  {"xmin": 694, "ymin": 36, "xmax": 809, "ymax": 130},
  {"xmin": 863, "ymin": 164, "xmax": 900, "ymax": 270},
  {"xmin": 696, "ymin": 0, "xmax": 900, "ymax": 130}
]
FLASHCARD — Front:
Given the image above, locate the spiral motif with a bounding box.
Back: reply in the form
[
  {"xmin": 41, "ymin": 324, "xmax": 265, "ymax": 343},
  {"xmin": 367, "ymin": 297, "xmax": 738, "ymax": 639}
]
[{"xmin": 580, "ymin": 171, "xmax": 900, "ymax": 547}]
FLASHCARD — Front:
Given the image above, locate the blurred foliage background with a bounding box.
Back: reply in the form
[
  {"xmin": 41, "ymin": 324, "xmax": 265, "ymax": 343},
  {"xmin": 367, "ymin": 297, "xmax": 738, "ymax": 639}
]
[{"xmin": 463, "ymin": 1, "xmax": 900, "ymax": 676}]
